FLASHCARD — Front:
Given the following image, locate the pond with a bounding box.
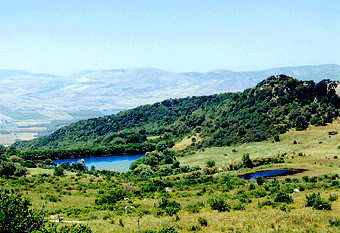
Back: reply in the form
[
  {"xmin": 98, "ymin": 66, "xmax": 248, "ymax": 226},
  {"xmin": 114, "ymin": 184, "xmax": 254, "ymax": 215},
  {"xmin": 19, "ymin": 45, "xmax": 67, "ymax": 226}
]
[
  {"xmin": 237, "ymin": 168, "xmax": 307, "ymax": 180},
  {"xmin": 53, "ymin": 155, "xmax": 144, "ymax": 172}
]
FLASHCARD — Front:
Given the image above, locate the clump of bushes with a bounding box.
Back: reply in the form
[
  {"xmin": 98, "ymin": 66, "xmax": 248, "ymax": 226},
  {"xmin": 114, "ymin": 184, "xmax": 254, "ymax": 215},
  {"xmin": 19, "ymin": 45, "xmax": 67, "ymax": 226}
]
[
  {"xmin": 0, "ymin": 161, "xmax": 27, "ymax": 178},
  {"xmin": 258, "ymin": 199, "xmax": 276, "ymax": 209},
  {"xmin": 305, "ymin": 192, "xmax": 331, "ymax": 210},
  {"xmin": 274, "ymin": 192, "xmax": 293, "ymax": 203},
  {"xmin": 158, "ymin": 198, "xmax": 181, "ymax": 216},
  {"xmin": 226, "ymin": 155, "xmax": 284, "ymax": 171},
  {"xmin": 185, "ymin": 202, "xmax": 204, "ymax": 213},
  {"xmin": 207, "ymin": 197, "xmax": 230, "ymax": 212},
  {"xmin": 95, "ymin": 189, "xmax": 127, "ymax": 205}
]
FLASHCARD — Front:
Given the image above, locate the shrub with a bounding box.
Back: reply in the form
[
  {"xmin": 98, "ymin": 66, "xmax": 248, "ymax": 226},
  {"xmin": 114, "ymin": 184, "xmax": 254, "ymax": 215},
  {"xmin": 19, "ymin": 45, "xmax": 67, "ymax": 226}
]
[
  {"xmin": 279, "ymin": 203, "xmax": 293, "ymax": 212},
  {"xmin": 198, "ymin": 217, "xmax": 208, "ymax": 226},
  {"xmin": 249, "ymin": 183, "xmax": 256, "ymax": 190},
  {"xmin": 95, "ymin": 189, "xmax": 126, "ymax": 205},
  {"xmin": 203, "ymin": 167, "xmax": 217, "ymax": 175},
  {"xmin": 242, "ymin": 153, "xmax": 253, "ymax": 168},
  {"xmin": 9, "ymin": 155, "xmax": 21, "ymax": 162},
  {"xmin": 21, "ymin": 160, "xmax": 36, "ymax": 168},
  {"xmin": 158, "ymin": 198, "xmax": 181, "ymax": 216},
  {"xmin": 185, "ymin": 203, "xmax": 201, "ymax": 213},
  {"xmin": 205, "ymin": 159, "xmax": 215, "ymax": 168},
  {"xmin": 119, "ymin": 218, "xmax": 124, "ymax": 227},
  {"xmin": 253, "ymin": 188, "xmax": 267, "ymax": 198},
  {"xmin": 45, "ymin": 223, "xmax": 93, "ymax": 233},
  {"xmin": 329, "ymin": 194, "xmax": 338, "ymax": 202},
  {"xmin": 313, "ymin": 198, "xmax": 331, "ymax": 210},
  {"xmin": 207, "ymin": 197, "xmax": 230, "ymax": 212},
  {"xmin": 329, "ymin": 219, "xmax": 340, "ymax": 228},
  {"xmin": 256, "ymin": 177, "xmax": 265, "ymax": 185},
  {"xmin": 54, "ymin": 167, "xmax": 64, "ymax": 176},
  {"xmin": 45, "ymin": 159, "xmax": 56, "ymax": 166},
  {"xmin": 232, "ymin": 202, "xmax": 246, "ymax": 210},
  {"xmin": 258, "ymin": 200, "xmax": 276, "ymax": 208},
  {"xmin": 158, "ymin": 226, "xmax": 178, "ymax": 233},
  {"xmin": 274, "ymin": 192, "xmax": 293, "ymax": 203},
  {"xmin": 0, "ymin": 161, "xmax": 27, "ymax": 178},
  {"xmin": 302, "ymin": 176, "xmax": 309, "ymax": 182},
  {"xmin": 305, "ymin": 192, "xmax": 331, "ymax": 210},
  {"xmin": 45, "ymin": 194, "xmax": 60, "ymax": 202},
  {"xmin": 0, "ymin": 189, "xmax": 45, "ymax": 232}
]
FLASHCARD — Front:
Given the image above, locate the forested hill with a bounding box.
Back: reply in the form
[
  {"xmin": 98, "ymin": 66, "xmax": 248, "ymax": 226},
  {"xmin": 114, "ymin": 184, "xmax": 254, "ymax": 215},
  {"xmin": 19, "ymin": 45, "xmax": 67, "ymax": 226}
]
[{"xmin": 14, "ymin": 75, "xmax": 340, "ymax": 159}]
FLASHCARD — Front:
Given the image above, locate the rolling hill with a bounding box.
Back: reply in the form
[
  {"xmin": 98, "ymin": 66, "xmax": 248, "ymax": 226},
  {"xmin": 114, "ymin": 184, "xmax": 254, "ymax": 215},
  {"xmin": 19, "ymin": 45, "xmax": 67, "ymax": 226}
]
[{"xmin": 14, "ymin": 74, "xmax": 340, "ymax": 160}]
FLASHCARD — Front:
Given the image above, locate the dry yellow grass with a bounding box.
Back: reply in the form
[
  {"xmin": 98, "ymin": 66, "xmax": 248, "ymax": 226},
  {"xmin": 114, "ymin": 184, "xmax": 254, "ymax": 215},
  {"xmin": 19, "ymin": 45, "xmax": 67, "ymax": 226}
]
[
  {"xmin": 178, "ymin": 117, "xmax": 340, "ymax": 176},
  {"xmin": 172, "ymin": 134, "xmax": 202, "ymax": 151}
]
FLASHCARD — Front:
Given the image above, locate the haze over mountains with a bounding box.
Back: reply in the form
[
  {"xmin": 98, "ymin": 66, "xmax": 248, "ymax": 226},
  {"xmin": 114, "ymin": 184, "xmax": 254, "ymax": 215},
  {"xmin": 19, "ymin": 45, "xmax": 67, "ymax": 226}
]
[{"xmin": 0, "ymin": 64, "xmax": 339, "ymax": 121}]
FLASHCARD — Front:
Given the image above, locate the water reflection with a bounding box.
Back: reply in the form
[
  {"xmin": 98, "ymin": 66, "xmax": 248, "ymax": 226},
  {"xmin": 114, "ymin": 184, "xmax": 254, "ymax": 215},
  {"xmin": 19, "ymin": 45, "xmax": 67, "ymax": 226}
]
[
  {"xmin": 54, "ymin": 155, "xmax": 144, "ymax": 172},
  {"xmin": 237, "ymin": 168, "xmax": 307, "ymax": 180}
]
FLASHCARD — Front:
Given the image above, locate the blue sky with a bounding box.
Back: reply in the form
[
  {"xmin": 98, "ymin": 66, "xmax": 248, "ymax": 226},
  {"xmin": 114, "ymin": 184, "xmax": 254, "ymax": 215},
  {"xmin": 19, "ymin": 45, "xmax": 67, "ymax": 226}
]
[{"xmin": 1, "ymin": 0, "xmax": 339, "ymax": 76}]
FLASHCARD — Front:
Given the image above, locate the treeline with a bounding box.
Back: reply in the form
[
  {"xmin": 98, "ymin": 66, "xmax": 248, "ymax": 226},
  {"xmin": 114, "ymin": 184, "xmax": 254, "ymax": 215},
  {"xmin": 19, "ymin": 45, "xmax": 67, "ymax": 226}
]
[
  {"xmin": 21, "ymin": 142, "xmax": 156, "ymax": 160},
  {"xmin": 14, "ymin": 75, "xmax": 340, "ymax": 159}
]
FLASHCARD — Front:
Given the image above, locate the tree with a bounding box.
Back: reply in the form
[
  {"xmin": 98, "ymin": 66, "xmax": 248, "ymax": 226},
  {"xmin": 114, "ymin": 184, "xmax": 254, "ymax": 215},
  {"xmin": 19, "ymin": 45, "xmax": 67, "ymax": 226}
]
[
  {"xmin": 0, "ymin": 161, "xmax": 27, "ymax": 178},
  {"xmin": 0, "ymin": 161, "xmax": 17, "ymax": 178},
  {"xmin": 205, "ymin": 159, "xmax": 215, "ymax": 168},
  {"xmin": 242, "ymin": 153, "xmax": 253, "ymax": 168},
  {"xmin": 0, "ymin": 189, "xmax": 45, "ymax": 232},
  {"xmin": 54, "ymin": 167, "xmax": 64, "ymax": 176}
]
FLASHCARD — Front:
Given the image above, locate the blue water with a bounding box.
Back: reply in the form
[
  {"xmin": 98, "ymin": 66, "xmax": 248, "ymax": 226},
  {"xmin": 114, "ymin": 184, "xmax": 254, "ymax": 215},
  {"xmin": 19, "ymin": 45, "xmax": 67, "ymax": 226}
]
[
  {"xmin": 237, "ymin": 169, "xmax": 306, "ymax": 180},
  {"xmin": 53, "ymin": 155, "xmax": 144, "ymax": 172}
]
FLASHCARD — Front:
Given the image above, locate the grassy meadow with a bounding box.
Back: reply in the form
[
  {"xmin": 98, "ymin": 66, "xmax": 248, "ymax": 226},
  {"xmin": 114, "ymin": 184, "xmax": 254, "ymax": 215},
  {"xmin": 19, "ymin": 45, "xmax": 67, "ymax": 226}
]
[{"xmin": 3, "ymin": 118, "xmax": 340, "ymax": 232}]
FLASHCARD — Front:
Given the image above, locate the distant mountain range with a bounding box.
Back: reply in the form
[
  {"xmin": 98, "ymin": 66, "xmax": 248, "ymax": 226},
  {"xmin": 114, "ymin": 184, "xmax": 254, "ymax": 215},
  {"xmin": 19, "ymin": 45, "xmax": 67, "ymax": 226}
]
[{"xmin": 0, "ymin": 64, "xmax": 339, "ymax": 121}]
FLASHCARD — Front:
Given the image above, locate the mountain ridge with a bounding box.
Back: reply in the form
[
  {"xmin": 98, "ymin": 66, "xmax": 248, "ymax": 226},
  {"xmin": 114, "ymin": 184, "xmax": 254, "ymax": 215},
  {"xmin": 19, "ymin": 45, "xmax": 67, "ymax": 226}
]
[{"xmin": 0, "ymin": 64, "xmax": 339, "ymax": 121}]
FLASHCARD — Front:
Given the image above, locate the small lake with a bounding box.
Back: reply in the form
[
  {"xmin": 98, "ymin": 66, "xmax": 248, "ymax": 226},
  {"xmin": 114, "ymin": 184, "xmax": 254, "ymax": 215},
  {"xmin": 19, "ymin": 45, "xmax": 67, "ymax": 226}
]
[
  {"xmin": 237, "ymin": 168, "xmax": 307, "ymax": 180},
  {"xmin": 54, "ymin": 155, "xmax": 144, "ymax": 172}
]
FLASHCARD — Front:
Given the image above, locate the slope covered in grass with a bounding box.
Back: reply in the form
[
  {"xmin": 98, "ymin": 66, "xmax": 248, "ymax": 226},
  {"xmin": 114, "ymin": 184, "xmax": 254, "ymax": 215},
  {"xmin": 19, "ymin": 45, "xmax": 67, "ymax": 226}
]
[{"xmin": 14, "ymin": 75, "xmax": 340, "ymax": 160}]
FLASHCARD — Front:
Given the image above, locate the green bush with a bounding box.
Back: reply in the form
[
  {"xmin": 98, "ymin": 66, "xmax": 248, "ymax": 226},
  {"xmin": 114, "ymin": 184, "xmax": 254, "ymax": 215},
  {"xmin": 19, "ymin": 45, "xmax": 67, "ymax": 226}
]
[
  {"xmin": 232, "ymin": 202, "xmax": 246, "ymax": 210},
  {"xmin": 0, "ymin": 189, "xmax": 45, "ymax": 232},
  {"xmin": 158, "ymin": 226, "xmax": 178, "ymax": 233},
  {"xmin": 279, "ymin": 203, "xmax": 293, "ymax": 212},
  {"xmin": 0, "ymin": 161, "xmax": 27, "ymax": 178},
  {"xmin": 198, "ymin": 217, "xmax": 208, "ymax": 226},
  {"xmin": 329, "ymin": 194, "xmax": 338, "ymax": 202},
  {"xmin": 54, "ymin": 167, "xmax": 64, "ymax": 176},
  {"xmin": 274, "ymin": 192, "xmax": 293, "ymax": 203},
  {"xmin": 185, "ymin": 203, "xmax": 201, "ymax": 213},
  {"xmin": 158, "ymin": 198, "xmax": 181, "ymax": 216},
  {"xmin": 302, "ymin": 176, "xmax": 309, "ymax": 182},
  {"xmin": 242, "ymin": 153, "xmax": 253, "ymax": 168},
  {"xmin": 207, "ymin": 197, "xmax": 230, "ymax": 212},
  {"xmin": 119, "ymin": 218, "xmax": 124, "ymax": 227},
  {"xmin": 95, "ymin": 189, "xmax": 126, "ymax": 205},
  {"xmin": 305, "ymin": 192, "xmax": 331, "ymax": 210},
  {"xmin": 249, "ymin": 183, "xmax": 256, "ymax": 190},
  {"xmin": 205, "ymin": 159, "xmax": 215, "ymax": 168},
  {"xmin": 253, "ymin": 188, "xmax": 267, "ymax": 198},
  {"xmin": 45, "ymin": 223, "xmax": 93, "ymax": 233},
  {"xmin": 258, "ymin": 200, "xmax": 276, "ymax": 208},
  {"xmin": 256, "ymin": 177, "xmax": 265, "ymax": 185}
]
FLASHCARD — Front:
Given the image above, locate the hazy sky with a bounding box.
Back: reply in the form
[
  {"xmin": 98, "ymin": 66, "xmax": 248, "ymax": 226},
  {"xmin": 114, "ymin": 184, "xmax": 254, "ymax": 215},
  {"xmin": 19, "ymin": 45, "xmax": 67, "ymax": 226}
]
[{"xmin": 1, "ymin": 0, "xmax": 339, "ymax": 76}]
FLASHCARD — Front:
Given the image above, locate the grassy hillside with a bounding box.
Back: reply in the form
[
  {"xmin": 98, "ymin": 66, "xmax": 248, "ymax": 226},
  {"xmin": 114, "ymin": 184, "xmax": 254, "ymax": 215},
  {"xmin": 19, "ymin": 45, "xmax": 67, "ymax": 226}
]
[
  {"xmin": 13, "ymin": 75, "xmax": 340, "ymax": 161},
  {"xmin": 2, "ymin": 120, "xmax": 340, "ymax": 232},
  {"xmin": 4, "ymin": 75, "xmax": 340, "ymax": 232}
]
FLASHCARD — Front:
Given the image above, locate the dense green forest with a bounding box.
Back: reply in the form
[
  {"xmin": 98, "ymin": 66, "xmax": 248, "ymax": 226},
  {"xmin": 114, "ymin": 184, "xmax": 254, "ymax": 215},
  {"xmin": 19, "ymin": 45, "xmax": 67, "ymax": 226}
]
[{"xmin": 14, "ymin": 75, "xmax": 340, "ymax": 159}]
